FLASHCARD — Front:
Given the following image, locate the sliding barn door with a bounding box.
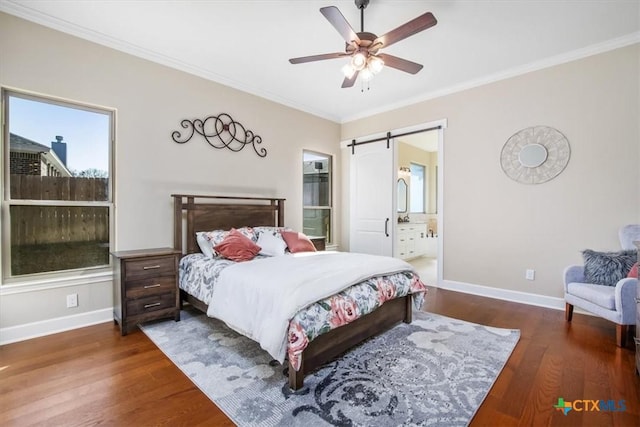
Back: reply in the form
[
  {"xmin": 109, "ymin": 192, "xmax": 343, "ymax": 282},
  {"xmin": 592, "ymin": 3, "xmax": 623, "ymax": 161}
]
[{"xmin": 349, "ymin": 141, "xmax": 394, "ymax": 256}]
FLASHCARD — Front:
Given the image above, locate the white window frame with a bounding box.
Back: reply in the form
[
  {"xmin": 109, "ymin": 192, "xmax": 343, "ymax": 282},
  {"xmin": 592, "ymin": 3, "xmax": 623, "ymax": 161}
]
[
  {"xmin": 409, "ymin": 162, "xmax": 426, "ymax": 214},
  {"xmin": 1, "ymin": 88, "xmax": 115, "ymax": 285}
]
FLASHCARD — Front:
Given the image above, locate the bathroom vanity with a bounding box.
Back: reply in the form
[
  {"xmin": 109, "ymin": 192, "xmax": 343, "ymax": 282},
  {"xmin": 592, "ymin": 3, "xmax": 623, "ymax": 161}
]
[{"xmin": 396, "ymin": 223, "xmax": 430, "ymax": 259}]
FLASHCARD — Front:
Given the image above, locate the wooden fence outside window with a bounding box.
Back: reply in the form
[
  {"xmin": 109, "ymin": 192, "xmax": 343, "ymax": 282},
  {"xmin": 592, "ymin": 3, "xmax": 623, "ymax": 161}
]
[{"xmin": 10, "ymin": 175, "xmax": 109, "ymax": 246}]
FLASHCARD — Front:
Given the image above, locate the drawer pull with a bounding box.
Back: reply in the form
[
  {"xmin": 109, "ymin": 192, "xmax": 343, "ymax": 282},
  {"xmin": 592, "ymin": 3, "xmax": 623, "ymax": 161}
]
[
  {"xmin": 144, "ymin": 302, "xmax": 161, "ymax": 309},
  {"xmin": 144, "ymin": 284, "xmax": 162, "ymax": 289},
  {"xmin": 636, "ymin": 297, "xmax": 640, "ymax": 303},
  {"xmin": 143, "ymin": 265, "xmax": 161, "ymax": 270}
]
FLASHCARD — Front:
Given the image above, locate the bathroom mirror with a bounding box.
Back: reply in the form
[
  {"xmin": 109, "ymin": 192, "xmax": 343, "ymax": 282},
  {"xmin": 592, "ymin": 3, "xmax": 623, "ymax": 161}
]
[
  {"xmin": 397, "ymin": 178, "xmax": 407, "ymax": 212},
  {"xmin": 518, "ymin": 143, "xmax": 548, "ymax": 168}
]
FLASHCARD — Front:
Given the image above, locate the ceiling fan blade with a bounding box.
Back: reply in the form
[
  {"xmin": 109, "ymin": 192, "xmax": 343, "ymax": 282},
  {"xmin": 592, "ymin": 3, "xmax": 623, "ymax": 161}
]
[
  {"xmin": 320, "ymin": 6, "xmax": 361, "ymax": 46},
  {"xmin": 341, "ymin": 70, "xmax": 360, "ymax": 88},
  {"xmin": 289, "ymin": 52, "xmax": 348, "ymax": 64},
  {"xmin": 377, "ymin": 53, "xmax": 423, "ymax": 74},
  {"xmin": 374, "ymin": 12, "xmax": 437, "ymax": 49}
]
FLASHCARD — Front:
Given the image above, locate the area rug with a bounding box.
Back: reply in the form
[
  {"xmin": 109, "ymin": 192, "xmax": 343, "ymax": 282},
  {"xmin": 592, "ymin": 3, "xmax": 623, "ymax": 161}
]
[{"xmin": 140, "ymin": 308, "xmax": 520, "ymax": 426}]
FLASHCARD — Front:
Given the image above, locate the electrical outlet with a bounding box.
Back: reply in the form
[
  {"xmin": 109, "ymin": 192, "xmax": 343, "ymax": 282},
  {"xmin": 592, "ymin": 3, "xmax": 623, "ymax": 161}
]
[
  {"xmin": 66, "ymin": 293, "xmax": 78, "ymax": 308},
  {"xmin": 525, "ymin": 269, "xmax": 535, "ymax": 280}
]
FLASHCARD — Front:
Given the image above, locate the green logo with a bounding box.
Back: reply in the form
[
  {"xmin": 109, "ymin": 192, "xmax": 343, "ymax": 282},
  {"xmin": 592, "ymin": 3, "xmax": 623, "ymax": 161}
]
[{"xmin": 554, "ymin": 398, "xmax": 572, "ymax": 416}]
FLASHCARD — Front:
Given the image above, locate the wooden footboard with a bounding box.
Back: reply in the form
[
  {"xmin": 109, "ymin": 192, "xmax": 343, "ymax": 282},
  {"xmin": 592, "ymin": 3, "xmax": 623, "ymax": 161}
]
[
  {"xmin": 288, "ymin": 295, "xmax": 412, "ymax": 390},
  {"xmin": 180, "ymin": 290, "xmax": 412, "ymax": 390}
]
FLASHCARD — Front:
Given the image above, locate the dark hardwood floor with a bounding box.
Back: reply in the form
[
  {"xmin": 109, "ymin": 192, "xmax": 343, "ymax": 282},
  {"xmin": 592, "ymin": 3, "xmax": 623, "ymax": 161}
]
[{"xmin": 1, "ymin": 287, "xmax": 638, "ymax": 426}]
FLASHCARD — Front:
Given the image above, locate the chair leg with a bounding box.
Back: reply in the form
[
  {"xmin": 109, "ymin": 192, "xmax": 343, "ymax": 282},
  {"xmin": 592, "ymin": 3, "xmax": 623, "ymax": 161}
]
[
  {"xmin": 565, "ymin": 303, "xmax": 574, "ymax": 321},
  {"xmin": 616, "ymin": 324, "xmax": 628, "ymax": 347}
]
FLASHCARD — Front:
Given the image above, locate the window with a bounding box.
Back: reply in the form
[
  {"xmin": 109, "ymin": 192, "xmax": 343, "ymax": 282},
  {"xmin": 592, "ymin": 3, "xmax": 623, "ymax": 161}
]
[
  {"xmin": 303, "ymin": 151, "xmax": 332, "ymax": 243},
  {"xmin": 2, "ymin": 90, "xmax": 113, "ymax": 279},
  {"xmin": 410, "ymin": 162, "xmax": 425, "ymax": 213}
]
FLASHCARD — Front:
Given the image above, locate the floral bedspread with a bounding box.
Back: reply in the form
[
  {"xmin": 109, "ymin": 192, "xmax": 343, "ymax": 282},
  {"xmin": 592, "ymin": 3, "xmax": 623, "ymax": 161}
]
[
  {"xmin": 179, "ymin": 253, "xmax": 427, "ymax": 371},
  {"xmin": 180, "ymin": 253, "xmax": 235, "ymax": 303},
  {"xmin": 287, "ymin": 272, "xmax": 426, "ymax": 370}
]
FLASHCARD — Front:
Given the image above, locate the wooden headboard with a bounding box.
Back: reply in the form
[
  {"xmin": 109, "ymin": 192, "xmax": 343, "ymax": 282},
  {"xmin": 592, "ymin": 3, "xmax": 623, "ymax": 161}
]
[{"xmin": 172, "ymin": 194, "xmax": 285, "ymax": 254}]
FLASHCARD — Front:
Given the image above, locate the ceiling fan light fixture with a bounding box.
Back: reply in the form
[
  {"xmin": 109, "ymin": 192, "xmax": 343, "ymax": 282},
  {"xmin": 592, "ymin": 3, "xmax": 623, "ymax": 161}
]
[
  {"xmin": 341, "ymin": 63, "xmax": 357, "ymax": 78},
  {"xmin": 351, "ymin": 51, "xmax": 367, "ymax": 70},
  {"xmin": 360, "ymin": 67, "xmax": 373, "ymax": 82},
  {"xmin": 368, "ymin": 56, "xmax": 384, "ymax": 74}
]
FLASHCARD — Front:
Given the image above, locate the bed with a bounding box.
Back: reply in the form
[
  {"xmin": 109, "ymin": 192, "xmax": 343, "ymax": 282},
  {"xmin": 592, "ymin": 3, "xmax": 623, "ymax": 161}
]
[{"xmin": 172, "ymin": 194, "xmax": 426, "ymax": 390}]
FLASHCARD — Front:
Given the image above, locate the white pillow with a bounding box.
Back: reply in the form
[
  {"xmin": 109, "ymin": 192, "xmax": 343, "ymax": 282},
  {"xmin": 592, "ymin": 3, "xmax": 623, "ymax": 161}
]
[
  {"xmin": 196, "ymin": 232, "xmax": 214, "ymax": 258},
  {"xmin": 257, "ymin": 231, "xmax": 287, "ymax": 257}
]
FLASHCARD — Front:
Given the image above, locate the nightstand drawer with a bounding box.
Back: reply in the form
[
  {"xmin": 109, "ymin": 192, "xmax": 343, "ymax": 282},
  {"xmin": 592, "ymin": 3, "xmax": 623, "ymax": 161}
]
[
  {"xmin": 125, "ymin": 275, "xmax": 176, "ymax": 299},
  {"xmin": 124, "ymin": 256, "xmax": 176, "ymax": 280},
  {"xmin": 126, "ymin": 292, "xmax": 176, "ymax": 316}
]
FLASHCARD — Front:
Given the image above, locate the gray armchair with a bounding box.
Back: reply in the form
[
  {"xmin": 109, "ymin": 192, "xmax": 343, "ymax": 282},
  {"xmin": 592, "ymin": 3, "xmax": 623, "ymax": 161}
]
[{"xmin": 563, "ymin": 225, "xmax": 639, "ymax": 347}]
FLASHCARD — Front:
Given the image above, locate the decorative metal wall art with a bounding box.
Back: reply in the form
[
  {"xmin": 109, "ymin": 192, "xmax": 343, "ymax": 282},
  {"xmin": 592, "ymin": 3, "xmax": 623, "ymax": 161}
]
[
  {"xmin": 172, "ymin": 113, "xmax": 267, "ymax": 158},
  {"xmin": 500, "ymin": 125, "xmax": 570, "ymax": 185}
]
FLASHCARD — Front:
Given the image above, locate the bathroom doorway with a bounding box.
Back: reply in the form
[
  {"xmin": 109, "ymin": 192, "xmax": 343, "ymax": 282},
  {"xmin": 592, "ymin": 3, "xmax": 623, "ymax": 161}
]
[
  {"xmin": 346, "ymin": 118, "xmax": 445, "ymax": 285},
  {"xmin": 395, "ymin": 129, "xmax": 440, "ymax": 286}
]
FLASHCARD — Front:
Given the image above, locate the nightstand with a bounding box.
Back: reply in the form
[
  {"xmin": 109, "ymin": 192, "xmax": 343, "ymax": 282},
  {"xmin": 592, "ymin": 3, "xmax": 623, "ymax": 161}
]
[
  {"xmin": 112, "ymin": 247, "xmax": 181, "ymax": 336},
  {"xmin": 309, "ymin": 236, "xmax": 326, "ymax": 251}
]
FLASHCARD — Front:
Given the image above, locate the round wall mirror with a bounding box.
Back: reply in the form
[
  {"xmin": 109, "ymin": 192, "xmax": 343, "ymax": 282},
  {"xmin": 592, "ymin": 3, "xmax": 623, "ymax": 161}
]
[
  {"xmin": 518, "ymin": 143, "xmax": 548, "ymax": 168},
  {"xmin": 500, "ymin": 126, "xmax": 571, "ymax": 185}
]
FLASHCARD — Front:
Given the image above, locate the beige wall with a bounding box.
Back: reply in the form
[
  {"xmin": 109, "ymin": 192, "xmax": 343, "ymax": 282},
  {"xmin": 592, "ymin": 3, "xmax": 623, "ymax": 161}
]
[
  {"xmin": 342, "ymin": 43, "xmax": 640, "ymax": 300},
  {"xmin": 0, "ymin": 13, "xmax": 341, "ymax": 331}
]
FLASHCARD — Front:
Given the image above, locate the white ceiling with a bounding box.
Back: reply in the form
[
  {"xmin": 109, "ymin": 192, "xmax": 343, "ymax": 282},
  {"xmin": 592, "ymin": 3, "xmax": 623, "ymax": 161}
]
[{"xmin": 1, "ymin": 0, "xmax": 638, "ymax": 123}]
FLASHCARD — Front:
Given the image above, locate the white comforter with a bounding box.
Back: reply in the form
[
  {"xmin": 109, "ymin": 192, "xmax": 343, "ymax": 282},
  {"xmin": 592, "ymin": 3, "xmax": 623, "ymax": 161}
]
[{"xmin": 207, "ymin": 251, "xmax": 416, "ymax": 363}]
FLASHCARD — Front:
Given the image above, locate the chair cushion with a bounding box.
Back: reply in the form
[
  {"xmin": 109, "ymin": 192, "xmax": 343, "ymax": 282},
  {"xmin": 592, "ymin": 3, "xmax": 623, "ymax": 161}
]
[
  {"xmin": 567, "ymin": 282, "xmax": 616, "ymax": 310},
  {"xmin": 582, "ymin": 249, "xmax": 637, "ymax": 286}
]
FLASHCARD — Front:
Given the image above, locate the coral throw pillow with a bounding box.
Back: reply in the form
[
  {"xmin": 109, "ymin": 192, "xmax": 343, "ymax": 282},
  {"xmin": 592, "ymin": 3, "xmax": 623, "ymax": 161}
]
[
  {"xmin": 282, "ymin": 230, "xmax": 317, "ymax": 253},
  {"xmin": 213, "ymin": 228, "xmax": 261, "ymax": 262},
  {"xmin": 628, "ymin": 262, "xmax": 638, "ymax": 279}
]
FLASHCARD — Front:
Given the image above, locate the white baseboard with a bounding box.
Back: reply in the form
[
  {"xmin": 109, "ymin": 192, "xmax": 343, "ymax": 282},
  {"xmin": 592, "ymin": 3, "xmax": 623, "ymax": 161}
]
[
  {"xmin": 437, "ymin": 279, "xmax": 566, "ymax": 311},
  {"xmin": 0, "ymin": 308, "xmax": 113, "ymax": 345},
  {"xmin": 0, "ymin": 280, "xmax": 585, "ymax": 346}
]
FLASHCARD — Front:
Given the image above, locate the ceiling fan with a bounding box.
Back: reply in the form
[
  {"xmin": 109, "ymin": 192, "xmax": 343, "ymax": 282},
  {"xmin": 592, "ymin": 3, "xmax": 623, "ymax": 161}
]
[{"xmin": 289, "ymin": 0, "xmax": 437, "ymax": 88}]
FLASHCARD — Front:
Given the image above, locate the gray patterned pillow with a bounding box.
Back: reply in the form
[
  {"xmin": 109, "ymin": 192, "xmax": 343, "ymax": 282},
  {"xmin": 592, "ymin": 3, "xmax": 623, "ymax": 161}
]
[{"xmin": 582, "ymin": 249, "xmax": 637, "ymax": 286}]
